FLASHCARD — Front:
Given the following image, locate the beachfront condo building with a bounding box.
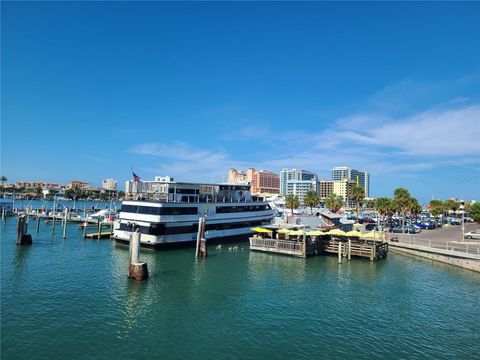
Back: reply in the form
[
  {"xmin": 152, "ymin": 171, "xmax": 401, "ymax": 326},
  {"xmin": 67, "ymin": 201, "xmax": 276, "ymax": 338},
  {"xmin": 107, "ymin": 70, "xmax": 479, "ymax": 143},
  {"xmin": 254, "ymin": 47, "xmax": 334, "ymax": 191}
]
[
  {"xmin": 228, "ymin": 168, "xmax": 280, "ymax": 195},
  {"xmin": 331, "ymin": 167, "xmax": 369, "ymax": 197},
  {"xmin": 280, "ymin": 168, "xmax": 318, "ymax": 196},
  {"xmin": 285, "ymin": 179, "xmax": 319, "ymax": 205},
  {"xmin": 102, "ymin": 179, "xmax": 117, "ymax": 190}
]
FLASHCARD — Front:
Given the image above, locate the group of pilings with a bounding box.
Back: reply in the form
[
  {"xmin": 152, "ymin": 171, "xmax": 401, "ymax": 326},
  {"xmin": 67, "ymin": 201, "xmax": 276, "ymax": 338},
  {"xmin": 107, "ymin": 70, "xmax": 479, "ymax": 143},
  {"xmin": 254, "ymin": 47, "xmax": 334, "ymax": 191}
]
[{"xmin": 322, "ymin": 238, "xmax": 389, "ymax": 262}]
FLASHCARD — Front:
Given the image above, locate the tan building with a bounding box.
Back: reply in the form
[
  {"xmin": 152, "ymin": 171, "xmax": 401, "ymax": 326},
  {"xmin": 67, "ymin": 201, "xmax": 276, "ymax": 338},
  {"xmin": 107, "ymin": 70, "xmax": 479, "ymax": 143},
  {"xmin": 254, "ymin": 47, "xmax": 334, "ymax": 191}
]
[
  {"xmin": 319, "ymin": 180, "xmax": 334, "ymax": 200},
  {"xmin": 333, "ymin": 178, "xmax": 356, "ymax": 207},
  {"xmin": 228, "ymin": 168, "xmax": 280, "ymax": 195},
  {"xmin": 66, "ymin": 181, "xmax": 90, "ymax": 190}
]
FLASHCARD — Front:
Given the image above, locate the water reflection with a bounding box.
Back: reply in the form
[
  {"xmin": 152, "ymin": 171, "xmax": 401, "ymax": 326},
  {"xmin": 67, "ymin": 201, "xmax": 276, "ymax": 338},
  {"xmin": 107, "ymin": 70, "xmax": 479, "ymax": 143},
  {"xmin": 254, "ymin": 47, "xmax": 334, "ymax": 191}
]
[
  {"xmin": 11, "ymin": 246, "xmax": 31, "ymax": 289},
  {"xmin": 248, "ymin": 250, "xmax": 307, "ymax": 283}
]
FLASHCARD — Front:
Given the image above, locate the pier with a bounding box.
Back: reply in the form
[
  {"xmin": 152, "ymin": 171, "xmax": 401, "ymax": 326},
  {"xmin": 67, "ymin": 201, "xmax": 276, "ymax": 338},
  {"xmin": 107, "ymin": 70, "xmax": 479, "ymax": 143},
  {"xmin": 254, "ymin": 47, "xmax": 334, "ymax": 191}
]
[{"xmin": 249, "ymin": 227, "xmax": 388, "ymax": 261}]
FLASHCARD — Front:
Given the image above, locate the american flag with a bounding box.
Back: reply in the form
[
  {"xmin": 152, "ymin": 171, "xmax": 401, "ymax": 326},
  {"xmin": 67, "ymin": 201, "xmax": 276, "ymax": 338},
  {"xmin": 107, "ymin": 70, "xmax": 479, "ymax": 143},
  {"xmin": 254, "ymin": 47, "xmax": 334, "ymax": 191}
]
[{"xmin": 132, "ymin": 171, "xmax": 141, "ymax": 182}]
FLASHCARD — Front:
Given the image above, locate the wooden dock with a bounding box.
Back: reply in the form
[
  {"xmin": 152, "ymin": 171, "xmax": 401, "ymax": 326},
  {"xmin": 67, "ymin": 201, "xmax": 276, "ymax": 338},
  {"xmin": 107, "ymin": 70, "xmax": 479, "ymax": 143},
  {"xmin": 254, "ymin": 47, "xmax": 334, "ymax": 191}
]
[
  {"xmin": 84, "ymin": 231, "xmax": 112, "ymax": 239},
  {"xmin": 249, "ymin": 231, "xmax": 388, "ymax": 261}
]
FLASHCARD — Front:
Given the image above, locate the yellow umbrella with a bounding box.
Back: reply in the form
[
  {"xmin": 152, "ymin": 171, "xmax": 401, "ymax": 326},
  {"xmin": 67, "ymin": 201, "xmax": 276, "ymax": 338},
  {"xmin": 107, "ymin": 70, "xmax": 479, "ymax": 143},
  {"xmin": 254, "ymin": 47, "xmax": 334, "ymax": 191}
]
[
  {"xmin": 345, "ymin": 230, "xmax": 363, "ymax": 237},
  {"xmin": 307, "ymin": 230, "xmax": 326, "ymax": 236},
  {"xmin": 360, "ymin": 232, "xmax": 383, "ymax": 239},
  {"xmin": 287, "ymin": 230, "xmax": 305, "ymax": 236},
  {"xmin": 277, "ymin": 228, "xmax": 292, "ymax": 234},
  {"xmin": 326, "ymin": 229, "xmax": 347, "ymax": 236},
  {"xmin": 250, "ymin": 227, "xmax": 273, "ymax": 233}
]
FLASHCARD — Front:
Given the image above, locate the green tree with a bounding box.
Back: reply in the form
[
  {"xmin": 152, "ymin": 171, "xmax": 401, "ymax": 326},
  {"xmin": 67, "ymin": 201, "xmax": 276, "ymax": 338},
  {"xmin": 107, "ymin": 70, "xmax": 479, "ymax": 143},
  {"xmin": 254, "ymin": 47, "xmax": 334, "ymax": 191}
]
[
  {"xmin": 117, "ymin": 191, "xmax": 125, "ymax": 199},
  {"xmin": 407, "ymin": 197, "xmax": 422, "ymax": 219},
  {"xmin": 324, "ymin": 193, "xmax": 343, "ymax": 213},
  {"xmin": 429, "ymin": 200, "xmax": 444, "ymax": 218},
  {"xmin": 444, "ymin": 199, "xmax": 460, "ymax": 216},
  {"xmin": 469, "ymin": 202, "xmax": 480, "ymax": 223},
  {"xmin": 348, "ymin": 185, "xmax": 365, "ymax": 223},
  {"xmin": 393, "ymin": 187, "xmax": 411, "ymax": 230},
  {"xmin": 285, "ymin": 194, "xmax": 300, "ymax": 222},
  {"xmin": 374, "ymin": 197, "xmax": 392, "ymax": 227},
  {"xmin": 65, "ymin": 189, "xmax": 76, "ymax": 200},
  {"xmin": 304, "ymin": 190, "xmax": 320, "ymax": 215},
  {"xmin": 0, "ymin": 176, "xmax": 6, "ymax": 193},
  {"xmin": 35, "ymin": 186, "xmax": 43, "ymax": 199}
]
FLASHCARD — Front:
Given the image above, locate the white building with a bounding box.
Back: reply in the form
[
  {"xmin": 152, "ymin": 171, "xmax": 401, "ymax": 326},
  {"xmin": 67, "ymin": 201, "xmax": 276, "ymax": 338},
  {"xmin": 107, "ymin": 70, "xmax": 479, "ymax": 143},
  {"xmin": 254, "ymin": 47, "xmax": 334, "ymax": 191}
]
[
  {"xmin": 286, "ymin": 179, "xmax": 319, "ymax": 205},
  {"xmin": 102, "ymin": 179, "xmax": 117, "ymax": 190},
  {"xmin": 280, "ymin": 168, "xmax": 318, "ymax": 196},
  {"xmin": 125, "ymin": 176, "xmax": 174, "ymax": 197}
]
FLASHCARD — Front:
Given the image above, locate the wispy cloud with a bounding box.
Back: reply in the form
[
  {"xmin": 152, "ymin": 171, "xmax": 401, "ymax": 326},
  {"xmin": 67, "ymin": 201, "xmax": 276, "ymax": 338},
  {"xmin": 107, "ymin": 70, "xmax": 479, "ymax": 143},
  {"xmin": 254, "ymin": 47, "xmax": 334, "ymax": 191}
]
[{"xmin": 129, "ymin": 141, "xmax": 248, "ymax": 181}]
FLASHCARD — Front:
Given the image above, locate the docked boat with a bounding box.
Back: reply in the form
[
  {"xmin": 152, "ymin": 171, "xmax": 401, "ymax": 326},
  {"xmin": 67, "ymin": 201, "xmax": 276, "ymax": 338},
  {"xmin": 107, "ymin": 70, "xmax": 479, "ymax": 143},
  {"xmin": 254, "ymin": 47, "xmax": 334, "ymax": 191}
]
[{"xmin": 112, "ymin": 181, "xmax": 276, "ymax": 249}]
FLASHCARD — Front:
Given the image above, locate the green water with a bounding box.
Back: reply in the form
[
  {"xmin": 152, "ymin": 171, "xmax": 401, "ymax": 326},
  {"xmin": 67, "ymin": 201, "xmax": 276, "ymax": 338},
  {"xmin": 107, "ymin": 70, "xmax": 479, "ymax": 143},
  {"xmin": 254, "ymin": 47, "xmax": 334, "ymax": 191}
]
[{"xmin": 1, "ymin": 217, "xmax": 480, "ymax": 359}]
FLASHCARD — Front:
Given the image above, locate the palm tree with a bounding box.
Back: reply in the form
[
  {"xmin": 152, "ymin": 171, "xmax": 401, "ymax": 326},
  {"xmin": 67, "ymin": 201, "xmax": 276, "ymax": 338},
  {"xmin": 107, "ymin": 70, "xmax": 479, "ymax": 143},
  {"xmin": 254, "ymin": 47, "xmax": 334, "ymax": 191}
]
[
  {"xmin": 393, "ymin": 187, "xmax": 411, "ymax": 230},
  {"xmin": 324, "ymin": 193, "xmax": 343, "ymax": 213},
  {"xmin": 304, "ymin": 190, "xmax": 319, "ymax": 215},
  {"xmin": 407, "ymin": 197, "xmax": 422, "ymax": 220},
  {"xmin": 374, "ymin": 197, "xmax": 392, "ymax": 228},
  {"xmin": 348, "ymin": 185, "xmax": 365, "ymax": 223},
  {"xmin": 0, "ymin": 176, "xmax": 6, "ymax": 193},
  {"xmin": 285, "ymin": 194, "xmax": 300, "ymax": 222}
]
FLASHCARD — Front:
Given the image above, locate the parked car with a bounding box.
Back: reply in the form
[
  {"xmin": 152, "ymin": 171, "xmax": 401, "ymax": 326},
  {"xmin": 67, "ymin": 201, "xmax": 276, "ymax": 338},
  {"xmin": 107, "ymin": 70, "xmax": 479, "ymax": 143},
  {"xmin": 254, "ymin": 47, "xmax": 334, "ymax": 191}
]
[
  {"xmin": 464, "ymin": 229, "xmax": 480, "ymax": 240},
  {"xmin": 464, "ymin": 217, "xmax": 475, "ymax": 223},
  {"xmin": 414, "ymin": 221, "xmax": 436, "ymax": 230},
  {"xmin": 365, "ymin": 223, "xmax": 381, "ymax": 231},
  {"xmin": 449, "ymin": 218, "xmax": 461, "ymax": 225},
  {"xmin": 390, "ymin": 226, "xmax": 420, "ymax": 234}
]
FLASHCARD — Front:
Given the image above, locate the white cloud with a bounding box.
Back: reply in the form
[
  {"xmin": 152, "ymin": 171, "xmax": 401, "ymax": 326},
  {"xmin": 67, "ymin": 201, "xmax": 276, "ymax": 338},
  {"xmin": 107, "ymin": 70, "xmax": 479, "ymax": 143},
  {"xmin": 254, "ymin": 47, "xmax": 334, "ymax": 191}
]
[
  {"xmin": 129, "ymin": 102, "xmax": 480, "ymax": 183},
  {"xmin": 342, "ymin": 105, "xmax": 480, "ymax": 156}
]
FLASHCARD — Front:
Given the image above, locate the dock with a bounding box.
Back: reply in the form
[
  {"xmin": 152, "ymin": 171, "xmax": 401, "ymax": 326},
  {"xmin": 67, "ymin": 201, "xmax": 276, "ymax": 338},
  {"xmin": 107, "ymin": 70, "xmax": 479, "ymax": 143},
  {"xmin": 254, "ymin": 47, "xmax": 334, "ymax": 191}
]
[
  {"xmin": 84, "ymin": 231, "xmax": 113, "ymax": 239},
  {"xmin": 249, "ymin": 227, "xmax": 388, "ymax": 261}
]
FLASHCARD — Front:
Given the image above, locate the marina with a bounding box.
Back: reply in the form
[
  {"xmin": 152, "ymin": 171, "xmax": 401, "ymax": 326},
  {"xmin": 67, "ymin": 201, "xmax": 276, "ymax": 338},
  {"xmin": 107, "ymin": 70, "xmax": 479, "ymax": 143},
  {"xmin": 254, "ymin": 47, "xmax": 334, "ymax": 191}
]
[{"xmin": 1, "ymin": 214, "xmax": 479, "ymax": 359}]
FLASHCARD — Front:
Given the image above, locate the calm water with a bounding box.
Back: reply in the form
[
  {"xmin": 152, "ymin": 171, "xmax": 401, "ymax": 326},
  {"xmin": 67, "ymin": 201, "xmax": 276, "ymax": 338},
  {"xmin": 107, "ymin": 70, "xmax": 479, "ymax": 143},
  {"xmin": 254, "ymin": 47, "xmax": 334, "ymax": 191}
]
[{"xmin": 1, "ymin": 217, "xmax": 480, "ymax": 360}]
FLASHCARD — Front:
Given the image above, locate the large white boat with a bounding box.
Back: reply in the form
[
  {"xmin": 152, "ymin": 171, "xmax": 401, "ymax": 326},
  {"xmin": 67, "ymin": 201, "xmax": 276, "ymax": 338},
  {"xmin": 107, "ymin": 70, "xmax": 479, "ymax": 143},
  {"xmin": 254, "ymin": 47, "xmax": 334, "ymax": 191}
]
[{"xmin": 112, "ymin": 181, "xmax": 276, "ymax": 249}]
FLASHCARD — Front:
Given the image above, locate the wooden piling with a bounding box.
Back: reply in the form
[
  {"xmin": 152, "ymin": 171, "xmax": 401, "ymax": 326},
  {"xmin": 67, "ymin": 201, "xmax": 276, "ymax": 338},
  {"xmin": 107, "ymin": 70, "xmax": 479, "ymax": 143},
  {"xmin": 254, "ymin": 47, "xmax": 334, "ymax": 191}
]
[
  {"xmin": 348, "ymin": 239, "xmax": 351, "ymax": 261},
  {"xmin": 195, "ymin": 217, "xmax": 208, "ymax": 258},
  {"xmin": 98, "ymin": 219, "xmax": 102, "ymax": 240},
  {"xmin": 36, "ymin": 215, "xmax": 40, "ymax": 233},
  {"xmin": 128, "ymin": 230, "xmax": 149, "ymax": 281},
  {"xmin": 62, "ymin": 208, "xmax": 68, "ymax": 239},
  {"xmin": 82, "ymin": 222, "xmax": 87, "ymax": 238},
  {"xmin": 16, "ymin": 215, "xmax": 32, "ymax": 245},
  {"xmin": 52, "ymin": 214, "xmax": 56, "ymax": 235},
  {"xmin": 338, "ymin": 240, "xmax": 342, "ymax": 264}
]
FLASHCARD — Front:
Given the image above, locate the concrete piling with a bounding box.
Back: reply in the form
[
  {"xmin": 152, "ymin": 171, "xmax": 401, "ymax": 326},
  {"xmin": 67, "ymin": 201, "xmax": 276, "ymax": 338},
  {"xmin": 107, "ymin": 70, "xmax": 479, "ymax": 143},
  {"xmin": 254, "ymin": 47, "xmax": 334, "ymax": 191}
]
[
  {"xmin": 348, "ymin": 239, "xmax": 352, "ymax": 261},
  {"xmin": 128, "ymin": 230, "xmax": 148, "ymax": 281}
]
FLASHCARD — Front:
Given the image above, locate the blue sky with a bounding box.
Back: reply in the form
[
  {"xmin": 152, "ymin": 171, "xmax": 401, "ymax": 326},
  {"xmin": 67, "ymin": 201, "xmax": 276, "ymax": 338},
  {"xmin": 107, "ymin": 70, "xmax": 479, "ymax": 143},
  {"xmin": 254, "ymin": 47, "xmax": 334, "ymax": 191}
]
[{"xmin": 2, "ymin": 1, "xmax": 479, "ymax": 203}]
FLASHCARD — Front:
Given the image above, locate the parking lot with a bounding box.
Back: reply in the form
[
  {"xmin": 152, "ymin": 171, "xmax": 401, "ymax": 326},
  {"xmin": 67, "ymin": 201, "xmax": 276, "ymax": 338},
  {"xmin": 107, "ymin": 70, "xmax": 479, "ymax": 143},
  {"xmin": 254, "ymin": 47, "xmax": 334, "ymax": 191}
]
[{"xmin": 393, "ymin": 222, "xmax": 480, "ymax": 255}]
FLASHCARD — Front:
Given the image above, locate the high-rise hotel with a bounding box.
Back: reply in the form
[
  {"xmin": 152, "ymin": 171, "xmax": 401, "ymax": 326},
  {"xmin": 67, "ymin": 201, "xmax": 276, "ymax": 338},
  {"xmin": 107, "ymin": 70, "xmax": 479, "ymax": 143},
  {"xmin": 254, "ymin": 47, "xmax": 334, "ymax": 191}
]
[{"xmin": 331, "ymin": 167, "xmax": 369, "ymax": 197}]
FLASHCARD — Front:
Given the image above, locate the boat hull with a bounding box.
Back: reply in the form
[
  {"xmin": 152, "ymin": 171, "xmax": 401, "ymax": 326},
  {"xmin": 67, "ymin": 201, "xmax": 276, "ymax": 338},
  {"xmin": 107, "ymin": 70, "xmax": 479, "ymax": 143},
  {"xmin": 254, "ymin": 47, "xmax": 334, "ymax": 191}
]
[{"xmin": 113, "ymin": 233, "xmax": 251, "ymax": 250}]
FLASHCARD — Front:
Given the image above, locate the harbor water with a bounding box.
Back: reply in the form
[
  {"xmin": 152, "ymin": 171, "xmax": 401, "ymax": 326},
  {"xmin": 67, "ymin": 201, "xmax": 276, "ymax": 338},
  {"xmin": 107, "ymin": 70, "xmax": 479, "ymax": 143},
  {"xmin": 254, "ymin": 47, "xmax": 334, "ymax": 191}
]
[{"xmin": 1, "ymin": 215, "xmax": 480, "ymax": 359}]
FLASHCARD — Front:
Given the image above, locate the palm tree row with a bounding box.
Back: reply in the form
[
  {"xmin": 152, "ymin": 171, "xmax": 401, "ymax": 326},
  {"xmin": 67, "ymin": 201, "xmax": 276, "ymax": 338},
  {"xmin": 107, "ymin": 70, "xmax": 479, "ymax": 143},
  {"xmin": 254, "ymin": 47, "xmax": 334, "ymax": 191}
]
[{"xmin": 373, "ymin": 188, "xmax": 421, "ymax": 229}]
